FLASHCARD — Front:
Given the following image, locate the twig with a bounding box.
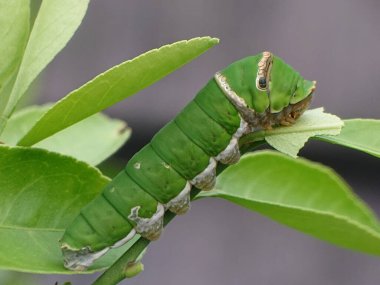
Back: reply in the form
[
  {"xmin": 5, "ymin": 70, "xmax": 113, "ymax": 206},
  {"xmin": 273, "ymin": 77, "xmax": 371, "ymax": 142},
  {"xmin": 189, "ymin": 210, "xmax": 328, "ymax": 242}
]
[{"xmin": 91, "ymin": 236, "xmax": 150, "ymax": 285}]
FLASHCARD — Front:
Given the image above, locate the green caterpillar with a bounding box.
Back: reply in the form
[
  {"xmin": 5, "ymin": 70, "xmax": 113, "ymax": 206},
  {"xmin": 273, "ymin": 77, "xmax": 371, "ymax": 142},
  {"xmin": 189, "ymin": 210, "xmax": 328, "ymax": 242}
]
[{"xmin": 61, "ymin": 51, "xmax": 316, "ymax": 270}]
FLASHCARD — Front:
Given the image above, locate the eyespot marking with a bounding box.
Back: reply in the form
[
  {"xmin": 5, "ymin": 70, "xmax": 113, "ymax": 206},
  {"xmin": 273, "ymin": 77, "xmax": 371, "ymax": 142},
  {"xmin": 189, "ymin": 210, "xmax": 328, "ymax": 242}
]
[{"xmin": 258, "ymin": 77, "xmax": 266, "ymax": 88}]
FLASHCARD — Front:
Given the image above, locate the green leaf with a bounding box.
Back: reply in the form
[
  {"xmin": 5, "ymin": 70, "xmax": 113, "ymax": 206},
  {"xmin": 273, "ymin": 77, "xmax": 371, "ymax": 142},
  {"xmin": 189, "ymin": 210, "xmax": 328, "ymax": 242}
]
[
  {"xmin": 240, "ymin": 108, "xmax": 344, "ymax": 157},
  {"xmin": 1, "ymin": 105, "xmax": 48, "ymax": 145},
  {"xmin": 317, "ymin": 119, "xmax": 380, "ymax": 158},
  {"xmin": 17, "ymin": 37, "xmax": 219, "ymax": 146},
  {"xmin": 35, "ymin": 113, "xmax": 131, "ymax": 166},
  {"xmin": 3, "ymin": 0, "xmax": 89, "ymax": 119},
  {"xmin": 265, "ymin": 108, "xmax": 343, "ymax": 157},
  {"xmin": 0, "ymin": 0, "xmax": 30, "ymax": 116},
  {"xmin": 0, "ymin": 146, "xmax": 135, "ymax": 273},
  {"xmin": 0, "ymin": 270, "xmax": 35, "ymax": 285},
  {"xmin": 2, "ymin": 105, "xmax": 131, "ymax": 165},
  {"xmin": 199, "ymin": 151, "xmax": 380, "ymax": 256}
]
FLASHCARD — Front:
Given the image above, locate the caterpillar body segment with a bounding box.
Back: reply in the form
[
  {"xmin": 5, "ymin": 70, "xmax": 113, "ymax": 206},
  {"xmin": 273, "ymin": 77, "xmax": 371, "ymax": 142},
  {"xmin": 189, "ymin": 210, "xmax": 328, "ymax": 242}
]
[
  {"xmin": 126, "ymin": 144, "xmax": 188, "ymax": 204},
  {"xmin": 194, "ymin": 79, "xmax": 241, "ymax": 135},
  {"xmin": 151, "ymin": 121, "xmax": 210, "ymax": 180},
  {"xmin": 61, "ymin": 52, "xmax": 316, "ymax": 271},
  {"xmin": 175, "ymin": 101, "xmax": 234, "ymax": 157}
]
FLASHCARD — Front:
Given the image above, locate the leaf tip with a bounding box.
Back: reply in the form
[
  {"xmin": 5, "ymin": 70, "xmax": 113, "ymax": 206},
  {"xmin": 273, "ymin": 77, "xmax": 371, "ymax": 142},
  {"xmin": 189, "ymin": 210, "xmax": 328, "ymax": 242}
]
[
  {"xmin": 189, "ymin": 36, "xmax": 220, "ymax": 46},
  {"xmin": 118, "ymin": 123, "xmax": 131, "ymax": 136},
  {"xmin": 210, "ymin": 37, "xmax": 220, "ymax": 44}
]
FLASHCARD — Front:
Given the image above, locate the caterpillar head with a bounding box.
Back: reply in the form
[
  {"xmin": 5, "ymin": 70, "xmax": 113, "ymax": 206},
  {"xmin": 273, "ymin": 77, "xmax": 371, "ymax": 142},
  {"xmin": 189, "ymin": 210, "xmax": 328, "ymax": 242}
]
[{"xmin": 253, "ymin": 51, "xmax": 316, "ymax": 128}]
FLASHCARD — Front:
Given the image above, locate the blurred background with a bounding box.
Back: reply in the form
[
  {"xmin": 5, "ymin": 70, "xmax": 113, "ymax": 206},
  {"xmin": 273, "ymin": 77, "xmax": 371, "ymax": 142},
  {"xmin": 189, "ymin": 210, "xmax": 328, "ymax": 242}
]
[{"xmin": 9, "ymin": 0, "xmax": 380, "ymax": 284}]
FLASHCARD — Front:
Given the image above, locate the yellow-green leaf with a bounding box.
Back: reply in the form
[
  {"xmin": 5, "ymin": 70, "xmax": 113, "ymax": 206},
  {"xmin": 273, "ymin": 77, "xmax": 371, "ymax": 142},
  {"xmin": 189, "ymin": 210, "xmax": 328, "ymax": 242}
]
[
  {"xmin": 17, "ymin": 37, "xmax": 219, "ymax": 146},
  {"xmin": 317, "ymin": 119, "xmax": 380, "ymax": 158},
  {"xmin": 0, "ymin": 0, "xmax": 30, "ymax": 117},
  {"xmin": 200, "ymin": 151, "xmax": 380, "ymax": 255},
  {"xmin": 3, "ymin": 0, "xmax": 89, "ymax": 119},
  {"xmin": 2, "ymin": 105, "xmax": 131, "ymax": 165}
]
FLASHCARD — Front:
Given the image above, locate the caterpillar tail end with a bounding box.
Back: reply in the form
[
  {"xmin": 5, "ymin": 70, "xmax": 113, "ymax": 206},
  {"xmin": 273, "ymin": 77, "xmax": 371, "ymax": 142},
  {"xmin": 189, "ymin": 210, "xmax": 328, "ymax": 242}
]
[
  {"xmin": 60, "ymin": 203, "xmax": 166, "ymax": 271},
  {"xmin": 61, "ymin": 244, "xmax": 108, "ymax": 271}
]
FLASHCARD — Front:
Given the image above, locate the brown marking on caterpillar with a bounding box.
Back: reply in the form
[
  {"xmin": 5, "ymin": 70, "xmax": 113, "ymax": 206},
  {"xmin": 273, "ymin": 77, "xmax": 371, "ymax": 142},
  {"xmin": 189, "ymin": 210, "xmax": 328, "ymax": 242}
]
[
  {"xmin": 256, "ymin": 51, "xmax": 273, "ymax": 91},
  {"xmin": 214, "ymin": 72, "xmax": 259, "ymax": 126},
  {"xmin": 265, "ymin": 95, "xmax": 312, "ymax": 128}
]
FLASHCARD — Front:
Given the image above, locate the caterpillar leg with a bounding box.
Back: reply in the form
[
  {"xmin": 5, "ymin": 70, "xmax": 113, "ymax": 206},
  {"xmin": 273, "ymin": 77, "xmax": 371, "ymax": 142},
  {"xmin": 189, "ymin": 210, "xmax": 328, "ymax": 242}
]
[
  {"xmin": 164, "ymin": 181, "xmax": 192, "ymax": 215},
  {"xmin": 190, "ymin": 158, "xmax": 217, "ymax": 191},
  {"xmin": 128, "ymin": 203, "xmax": 165, "ymax": 240}
]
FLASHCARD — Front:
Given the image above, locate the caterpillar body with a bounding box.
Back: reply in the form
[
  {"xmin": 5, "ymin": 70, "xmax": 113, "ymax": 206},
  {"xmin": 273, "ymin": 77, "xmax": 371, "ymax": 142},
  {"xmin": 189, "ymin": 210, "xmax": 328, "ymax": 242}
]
[{"xmin": 61, "ymin": 51, "xmax": 316, "ymax": 270}]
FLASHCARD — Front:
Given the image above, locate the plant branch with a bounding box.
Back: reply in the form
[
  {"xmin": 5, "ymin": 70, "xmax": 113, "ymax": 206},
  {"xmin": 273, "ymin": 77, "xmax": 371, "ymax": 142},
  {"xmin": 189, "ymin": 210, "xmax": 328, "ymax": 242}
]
[{"xmin": 91, "ymin": 237, "xmax": 150, "ymax": 285}]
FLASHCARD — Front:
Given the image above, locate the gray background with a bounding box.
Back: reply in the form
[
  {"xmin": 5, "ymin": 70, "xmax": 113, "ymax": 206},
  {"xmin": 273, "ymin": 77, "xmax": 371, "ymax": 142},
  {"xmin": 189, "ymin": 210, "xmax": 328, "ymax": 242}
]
[{"xmin": 24, "ymin": 0, "xmax": 380, "ymax": 284}]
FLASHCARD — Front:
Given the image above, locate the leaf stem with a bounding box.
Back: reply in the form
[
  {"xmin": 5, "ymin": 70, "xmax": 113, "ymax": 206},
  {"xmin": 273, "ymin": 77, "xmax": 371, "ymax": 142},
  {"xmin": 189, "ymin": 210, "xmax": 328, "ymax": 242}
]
[{"xmin": 91, "ymin": 237, "xmax": 151, "ymax": 285}]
